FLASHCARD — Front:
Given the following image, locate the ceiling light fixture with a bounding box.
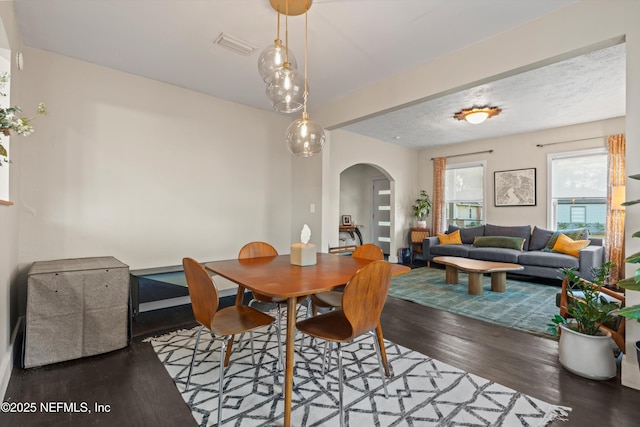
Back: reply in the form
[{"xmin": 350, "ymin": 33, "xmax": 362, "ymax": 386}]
[
  {"xmin": 454, "ymin": 106, "xmax": 502, "ymax": 124},
  {"xmin": 284, "ymin": 2, "xmax": 325, "ymax": 156},
  {"xmin": 257, "ymin": 7, "xmax": 297, "ymax": 82},
  {"xmin": 265, "ymin": 0, "xmax": 307, "ymax": 113}
]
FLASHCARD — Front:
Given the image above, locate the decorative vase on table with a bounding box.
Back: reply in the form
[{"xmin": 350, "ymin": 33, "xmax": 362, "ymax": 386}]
[{"xmin": 417, "ymin": 220, "xmax": 427, "ymax": 229}]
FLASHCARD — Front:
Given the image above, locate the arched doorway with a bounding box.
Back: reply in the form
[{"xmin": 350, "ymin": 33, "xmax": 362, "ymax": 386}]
[{"xmin": 339, "ymin": 163, "xmax": 393, "ymax": 256}]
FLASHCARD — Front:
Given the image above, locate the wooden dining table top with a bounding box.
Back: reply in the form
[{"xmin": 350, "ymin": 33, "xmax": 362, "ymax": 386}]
[{"xmin": 205, "ymin": 253, "xmax": 410, "ymax": 298}]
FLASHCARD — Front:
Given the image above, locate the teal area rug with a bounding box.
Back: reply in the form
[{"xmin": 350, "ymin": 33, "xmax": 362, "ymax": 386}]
[{"xmin": 388, "ymin": 267, "xmax": 559, "ymax": 338}]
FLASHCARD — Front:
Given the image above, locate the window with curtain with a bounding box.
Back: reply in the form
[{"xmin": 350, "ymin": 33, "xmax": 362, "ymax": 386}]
[
  {"xmin": 549, "ymin": 149, "xmax": 607, "ymax": 238},
  {"xmin": 444, "ymin": 162, "xmax": 485, "ymax": 229}
]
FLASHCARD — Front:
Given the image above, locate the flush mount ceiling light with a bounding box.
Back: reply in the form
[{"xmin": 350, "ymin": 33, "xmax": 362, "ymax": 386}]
[
  {"xmin": 454, "ymin": 106, "xmax": 502, "ymax": 124},
  {"xmin": 264, "ymin": 0, "xmax": 310, "ymax": 114}
]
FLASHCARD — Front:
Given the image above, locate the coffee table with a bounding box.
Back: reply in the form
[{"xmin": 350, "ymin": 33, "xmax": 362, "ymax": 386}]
[{"xmin": 432, "ymin": 256, "xmax": 524, "ymax": 295}]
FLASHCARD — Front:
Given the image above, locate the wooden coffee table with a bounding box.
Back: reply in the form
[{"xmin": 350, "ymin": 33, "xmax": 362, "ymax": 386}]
[{"xmin": 432, "ymin": 256, "xmax": 524, "ymax": 295}]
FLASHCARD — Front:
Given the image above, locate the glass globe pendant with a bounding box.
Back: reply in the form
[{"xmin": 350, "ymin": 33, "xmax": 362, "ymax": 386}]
[
  {"xmin": 285, "ymin": 111, "xmax": 325, "ymax": 157},
  {"xmin": 266, "ymin": 62, "xmax": 306, "ymax": 113},
  {"xmin": 258, "ymin": 39, "xmax": 297, "ymax": 83}
]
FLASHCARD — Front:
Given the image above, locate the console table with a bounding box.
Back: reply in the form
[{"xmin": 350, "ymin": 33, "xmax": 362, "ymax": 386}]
[{"xmin": 339, "ymin": 225, "xmax": 363, "ymax": 246}]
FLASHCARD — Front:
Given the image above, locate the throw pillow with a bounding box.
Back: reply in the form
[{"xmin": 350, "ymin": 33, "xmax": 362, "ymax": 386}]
[
  {"xmin": 551, "ymin": 233, "xmax": 590, "ymax": 257},
  {"xmin": 437, "ymin": 230, "xmax": 462, "ymax": 245},
  {"xmin": 529, "ymin": 226, "xmax": 554, "ymax": 251},
  {"xmin": 472, "ymin": 236, "xmax": 526, "ymax": 251},
  {"xmin": 542, "ymin": 228, "xmax": 588, "ymax": 252}
]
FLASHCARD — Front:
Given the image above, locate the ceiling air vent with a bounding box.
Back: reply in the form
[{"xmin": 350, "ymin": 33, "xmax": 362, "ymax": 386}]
[{"xmin": 213, "ymin": 33, "xmax": 256, "ymax": 55}]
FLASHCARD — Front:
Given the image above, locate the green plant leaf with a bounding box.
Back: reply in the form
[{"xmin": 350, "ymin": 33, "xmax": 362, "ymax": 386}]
[
  {"xmin": 617, "ymin": 276, "xmax": 640, "ymax": 290},
  {"xmin": 622, "ymin": 199, "xmax": 640, "ymax": 207},
  {"xmin": 633, "ymin": 231, "xmax": 640, "ymax": 239},
  {"xmin": 629, "ymin": 173, "xmax": 640, "ymax": 180},
  {"xmin": 625, "ymin": 251, "xmax": 640, "ymax": 264},
  {"xmin": 618, "ymin": 305, "xmax": 640, "ymax": 320},
  {"xmin": 0, "ymin": 143, "xmax": 6, "ymax": 157}
]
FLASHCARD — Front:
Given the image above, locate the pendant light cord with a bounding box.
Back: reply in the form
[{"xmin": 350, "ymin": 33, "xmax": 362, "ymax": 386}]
[
  {"xmin": 303, "ymin": 6, "xmax": 308, "ymax": 115},
  {"xmin": 284, "ymin": 0, "xmax": 289, "ymax": 64}
]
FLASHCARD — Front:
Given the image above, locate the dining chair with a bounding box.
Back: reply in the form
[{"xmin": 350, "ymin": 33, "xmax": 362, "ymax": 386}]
[
  {"xmin": 236, "ymin": 241, "xmax": 308, "ymax": 368},
  {"xmin": 296, "ymin": 260, "xmax": 392, "ymax": 427},
  {"xmin": 309, "ymin": 244, "xmax": 393, "ymax": 376},
  {"xmin": 310, "ymin": 243, "xmax": 384, "ymax": 314},
  {"xmin": 182, "ymin": 257, "xmax": 275, "ymax": 427}
]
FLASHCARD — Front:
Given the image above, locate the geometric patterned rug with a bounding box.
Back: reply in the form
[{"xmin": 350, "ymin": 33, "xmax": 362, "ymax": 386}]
[
  {"xmin": 388, "ymin": 267, "xmax": 560, "ymax": 338},
  {"xmin": 148, "ymin": 319, "xmax": 570, "ymax": 426}
]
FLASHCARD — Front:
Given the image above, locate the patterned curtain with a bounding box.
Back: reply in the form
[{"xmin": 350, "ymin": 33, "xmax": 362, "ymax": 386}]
[
  {"xmin": 432, "ymin": 157, "xmax": 446, "ymax": 234},
  {"xmin": 606, "ymin": 134, "xmax": 626, "ymax": 282}
]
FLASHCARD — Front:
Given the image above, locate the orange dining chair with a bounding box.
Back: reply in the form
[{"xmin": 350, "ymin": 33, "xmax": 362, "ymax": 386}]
[
  {"xmin": 236, "ymin": 241, "xmax": 309, "ymax": 369},
  {"xmin": 296, "ymin": 260, "xmax": 392, "ymax": 427},
  {"xmin": 308, "ymin": 243, "xmax": 392, "ymax": 376},
  {"xmin": 310, "ymin": 243, "xmax": 384, "ymax": 313},
  {"xmin": 182, "ymin": 257, "xmax": 275, "ymax": 427}
]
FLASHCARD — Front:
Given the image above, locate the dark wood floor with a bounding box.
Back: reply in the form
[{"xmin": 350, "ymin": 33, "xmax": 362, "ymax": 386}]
[{"xmin": 3, "ymin": 296, "xmax": 640, "ymax": 426}]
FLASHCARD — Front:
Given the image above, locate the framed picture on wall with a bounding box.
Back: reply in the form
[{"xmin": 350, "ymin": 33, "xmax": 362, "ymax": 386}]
[
  {"xmin": 494, "ymin": 168, "xmax": 536, "ymax": 207},
  {"xmin": 341, "ymin": 215, "xmax": 352, "ymax": 226}
]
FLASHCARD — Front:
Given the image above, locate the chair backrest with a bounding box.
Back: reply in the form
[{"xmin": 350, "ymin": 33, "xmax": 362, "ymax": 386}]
[
  {"xmin": 238, "ymin": 241, "xmax": 279, "ymax": 259},
  {"xmin": 352, "ymin": 244, "xmax": 384, "ymax": 261},
  {"xmin": 341, "ymin": 260, "xmax": 392, "ymax": 339},
  {"xmin": 183, "ymin": 257, "xmax": 219, "ymax": 328}
]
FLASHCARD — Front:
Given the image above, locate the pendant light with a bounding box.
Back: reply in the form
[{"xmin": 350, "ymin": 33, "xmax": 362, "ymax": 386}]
[
  {"xmin": 266, "ymin": 0, "xmax": 306, "ymax": 113},
  {"xmin": 285, "ymin": 6, "xmax": 325, "ymax": 156},
  {"xmin": 257, "ymin": 9, "xmax": 297, "ymax": 83}
]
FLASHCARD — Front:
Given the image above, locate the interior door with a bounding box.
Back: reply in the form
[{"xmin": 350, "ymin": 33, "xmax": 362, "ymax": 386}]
[{"xmin": 372, "ymin": 178, "xmax": 391, "ymax": 255}]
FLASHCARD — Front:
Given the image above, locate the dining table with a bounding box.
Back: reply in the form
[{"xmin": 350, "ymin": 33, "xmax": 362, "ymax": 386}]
[{"xmin": 205, "ymin": 252, "xmax": 410, "ymax": 427}]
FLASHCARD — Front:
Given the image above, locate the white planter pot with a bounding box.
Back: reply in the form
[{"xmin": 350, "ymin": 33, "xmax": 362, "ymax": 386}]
[
  {"xmin": 558, "ymin": 323, "xmax": 616, "ymax": 380},
  {"xmin": 417, "ymin": 220, "xmax": 427, "ymax": 229}
]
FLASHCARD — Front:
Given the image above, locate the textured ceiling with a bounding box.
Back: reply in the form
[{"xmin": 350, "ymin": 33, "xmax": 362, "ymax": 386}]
[
  {"xmin": 12, "ymin": 0, "xmax": 622, "ymax": 149},
  {"xmin": 343, "ymin": 43, "xmax": 626, "ymax": 148}
]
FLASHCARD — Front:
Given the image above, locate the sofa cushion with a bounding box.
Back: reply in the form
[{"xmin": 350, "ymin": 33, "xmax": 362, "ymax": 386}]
[
  {"xmin": 447, "ymin": 225, "xmax": 485, "ymax": 244},
  {"xmin": 552, "ymin": 233, "xmax": 590, "ymax": 257},
  {"xmin": 473, "ymin": 236, "xmax": 525, "ymax": 251},
  {"xmin": 468, "ymin": 247, "xmax": 521, "ymax": 263},
  {"xmin": 430, "ymin": 244, "xmax": 473, "ymax": 258},
  {"xmin": 484, "ymin": 224, "xmax": 532, "ymax": 250},
  {"xmin": 518, "ymin": 251, "xmax": 580, "ymax": 269},
  {"xmin": 437, "ymin": 230, "xmax": 462, "ymax": 245},
  {"xmin": 529, "ymin": 226, "xmax": 555, "ymax": 251},
  {"xmin": 542, "ymin": 228, "xmax": 588, "ymax": 252}
]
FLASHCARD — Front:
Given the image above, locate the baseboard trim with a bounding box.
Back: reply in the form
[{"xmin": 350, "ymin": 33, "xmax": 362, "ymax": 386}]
[{"xmin": 1, "ymin": 316, "xmax": 23, "ymax": 400}]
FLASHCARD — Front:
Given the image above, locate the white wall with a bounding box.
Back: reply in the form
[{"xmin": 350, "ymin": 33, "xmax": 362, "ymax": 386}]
[
  {"xmin": 418, "ymin": 117, "xmax": 624, "ymax": 231},
  {"xmin": 17, "ymin": 47, "xmax": 293, "ymax": 271},
  {"xmin": 323, "ymin": 129, "xmax": 418, "ymax": 259},
  {"xmin": 0, "ymin": 0, "xmax": 26, "ymax": 402}
]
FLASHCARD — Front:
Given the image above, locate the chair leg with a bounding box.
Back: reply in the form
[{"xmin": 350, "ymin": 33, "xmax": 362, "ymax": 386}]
[
  {"xmin": 337, "ymin": 342, "xmax": 344, "ymax": 427},
  {"xmin": 250, "ymin": 330, "xmax": 256, "ymax": 366},
  {"xmin": 218, "ymin": 335, "xmax": 229, "ymax": 427},
  {"xmin": 276, "ymin": 304, "xmax": 283, "ymax": 370},
  {"xmin": 186, "ymin": 325, "xmax": 204, "ymax": 391},
  {"xmin": 322, "ymin": 341, "xmax": 329, "ymax": 376},
  {"xmin": 371, "ymin": 331, "xmax": 389, "ymax": 398}
]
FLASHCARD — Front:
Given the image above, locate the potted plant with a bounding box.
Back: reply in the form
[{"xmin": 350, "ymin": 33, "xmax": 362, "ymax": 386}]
[
  {"xmin": 548, "ymin": 262, "xmax": 620, "ymax": 380},
  {"xmin": 0, "ymin": 72, "xmax": 46, "ymax": 166},
  {"xmin": 615, "ymin": 173, "xmax": 640, "ymax": 368},
  {"xmin": 412, "ymin": 190, "xmax": 431, "ymax": 229}
]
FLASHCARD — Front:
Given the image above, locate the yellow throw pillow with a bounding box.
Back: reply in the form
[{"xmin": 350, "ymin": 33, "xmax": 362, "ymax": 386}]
[
  {"xmin": 437, "ymin": 229, "xmax": 462, "ymax": 245},
  {"xmin": 551, "ymin": 233, "xmax": 590, "ymax": 257}
]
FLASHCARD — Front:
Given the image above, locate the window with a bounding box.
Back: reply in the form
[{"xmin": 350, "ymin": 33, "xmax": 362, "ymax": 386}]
[
  {"xmin": 548, "ymin": 149, "xmax": 607, "ymax": 238},
  {"xmin": 444, "ymin": 162, "xmax": 485, "ymax": 229}
]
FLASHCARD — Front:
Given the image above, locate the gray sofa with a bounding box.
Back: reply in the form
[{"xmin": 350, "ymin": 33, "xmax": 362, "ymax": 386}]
[{"xmin": 423, "ymin": 224, "xmax": 604, "ymax": 281}]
